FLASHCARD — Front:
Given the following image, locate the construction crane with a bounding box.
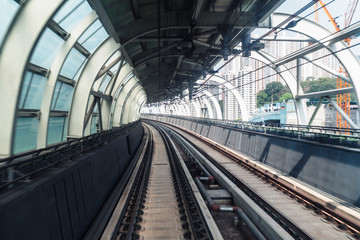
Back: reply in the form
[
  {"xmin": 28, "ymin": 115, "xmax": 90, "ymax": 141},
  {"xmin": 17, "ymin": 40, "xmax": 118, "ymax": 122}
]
[{"xmin": 315, "ymin": 0, "xmax": 358, "ymax": 128}]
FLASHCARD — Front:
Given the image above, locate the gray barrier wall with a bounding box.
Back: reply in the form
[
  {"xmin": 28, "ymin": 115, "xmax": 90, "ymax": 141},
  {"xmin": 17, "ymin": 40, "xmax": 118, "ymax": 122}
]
[
  {"xmin": 146, "ymin": 115, "xmax": 360, "ymax": 207},
  {"xmin": 0, "ymin": 123, "xmax": 144, "ymax": 240}
]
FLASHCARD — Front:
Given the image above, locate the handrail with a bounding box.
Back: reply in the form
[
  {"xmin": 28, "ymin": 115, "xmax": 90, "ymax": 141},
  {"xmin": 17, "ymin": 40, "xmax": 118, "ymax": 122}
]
[
  {"xmin": 142, "ymin": 114, "xmax": 360, "ymax": 147},
  {"xmin": 0, "ymin": 120, "xmax": 142, "ymax": 192}
]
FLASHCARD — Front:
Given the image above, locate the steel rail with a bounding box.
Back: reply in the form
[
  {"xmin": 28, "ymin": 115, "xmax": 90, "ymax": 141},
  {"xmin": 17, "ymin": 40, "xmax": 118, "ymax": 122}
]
[
  {"xmin": 159, "ymin": 120, "xmax": 360, "ymax": 239},
  {"xmin": 151, "ymin": 122, "xmax": 214, "ymax": 240}
]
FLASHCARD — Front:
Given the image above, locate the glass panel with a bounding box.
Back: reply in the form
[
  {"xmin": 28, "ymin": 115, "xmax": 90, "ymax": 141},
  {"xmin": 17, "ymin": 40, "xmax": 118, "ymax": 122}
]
[
  {"xmin": 59, "ymin": 48, "xmax": 86, "ymax": 79},
  {"xmin": 63, "ymin": 117, "xmax": 68, "ymax": 141},
  {"xmin": 47, "ymin": 117, "xmax": 65, "ymax": 145},
  {"xmin": 0, "ymin": 0, "xmax": 19, "ymax": 45},
  {"xmin": 51, "ymin": 81, "xmax": 61, "ymax": 110},
  {"xmin": 18, "ymin": 72, "xmax": 32, "ymax": 109},
  {"xmin": 81, "ymin": 27, "xmax": 108, "ymax": 53},
  {"xmin": 78, "ymin": 19, "xmax": 102, "ymax": 44},
  {"xmin": 30, "ymin": 28, "xmax": 64, "ymax": 69},
  {"xmin": 54, "ymin": 0, "xmax": 92, "ymax": 33},
  {"xmin": 90, "ymin": 116, "xmax": 98, "ymax": 134},
  {"xmin": 53, "ymin": 0, "xmax": 83, "ymax": 23},
  {"xmin": 20, "ymin": 72, "xmax": 47, "ymax": 110},
  {"xmin": 52, "ymin": 82, "xmax": 74, "ymax": 111},
  {"xmin": 13, "ymin": 118, "xmax": 38, "ymax": 153},
  {"xmin": 73, "ymin": 58, "xmax": 88, "ymax": 81},
  {"xmin": 98, "ymin": 74, "xmax": 112, "ymax": 92}
]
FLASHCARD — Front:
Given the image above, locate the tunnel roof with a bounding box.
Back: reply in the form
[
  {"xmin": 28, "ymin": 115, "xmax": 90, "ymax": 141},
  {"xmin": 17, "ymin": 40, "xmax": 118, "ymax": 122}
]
[{"xmin": 99, "ymin": 0, "xmax": 284, "ymax": 103}]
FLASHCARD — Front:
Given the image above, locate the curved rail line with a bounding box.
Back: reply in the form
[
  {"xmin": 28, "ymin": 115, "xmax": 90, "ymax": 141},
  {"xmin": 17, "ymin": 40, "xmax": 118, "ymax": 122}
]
[
  {"xmin": 147, "ymin": 119, "xmax": 360, "ymax": 240},
  {"xmin": 97, "ymin": 123, "xmax": 218, "ymax": 240}
]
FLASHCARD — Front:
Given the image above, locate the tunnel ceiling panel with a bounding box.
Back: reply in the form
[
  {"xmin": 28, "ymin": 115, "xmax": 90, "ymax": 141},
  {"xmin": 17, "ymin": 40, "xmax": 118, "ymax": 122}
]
[{"xmin": 100, "ymin": 0, "xmax": 283, "ymax": 103}]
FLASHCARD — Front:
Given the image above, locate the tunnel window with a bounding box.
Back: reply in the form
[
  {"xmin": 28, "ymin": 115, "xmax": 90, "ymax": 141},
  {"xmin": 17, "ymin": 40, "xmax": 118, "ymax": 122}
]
[
  {"xmin": 90, "ymin": 104, "xmax": 99, "ymax": 134},
  {"xmin": 13, "ymin": 118, "xmax": 38, "ymax": 153},
  {"xmin": 51, "ymin": 82, "xmax": 74, "ymax": 111},
  {"xmin": 29, "ymin": 28, "xmax": 64, "ymax": 69},
  {"xmin": 53, "ymin": 0, "xmax": 92, "ymax": 33},
  {"xmin": 18, "ymin": 72, "xmax": 47, "ymax": 110},
  {"xmin": 47, "ymin": 117, "xmax": 68, "ymax": 145},
  {"xmin": 78, "ymin": 20, "xmax": 109, "ymax": 53},
  {"xmin": 98, "ymin": 74, "xmax": 112, "ymax": 92},
  {"xmin": 59, "ymin": 48, "xmax": 87, "ymax": 80},
  {"xmin": 0, "ymin": 0, "xmax": 19, "ymax": 45}
]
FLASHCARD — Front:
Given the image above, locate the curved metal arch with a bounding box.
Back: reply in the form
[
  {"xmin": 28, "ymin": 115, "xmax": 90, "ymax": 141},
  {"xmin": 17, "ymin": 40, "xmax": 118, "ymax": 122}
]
[
  {"xmin": 168, "ymin": 104, "xmax": 177, "ymax": 115},
  {"xmin": 0, "ymin": 0, "xmax": 65, "ymax": 157},
  {"xmin": 112, "ymin": 76, "xmax": 138, "ymax": 127},
  {"xmin": 38, "ymin": 11, "xmax": 99, "ymax": 147},
  {"xmin": 178, "ymin": 103, "xmax": 188, "ymax": 116},
  {"xmin": 122, "ymin": 87, "xmax": 145, "ymax": 124},
  {"xmin": 173, "ymin": 103, "xmax": 183, "ymax": 116},
  {"xmin": 182, "ymin": 101, "xmax": 191, "ymax": 116},
  {"xmin": 68, "ymin": 37, "xmax": 120, "ymax": 138},
  {"xmin": 208, "ymin": 75, "xmax": 249, "ymax": 121},
  {"xmin": 250, "ymin": 51, "xmax": 308, "ymax": 124},
  {"xmin": 159, "ymin": 104, "xmax": 166, "ymax": 114},
  {"xmin": 270, "ymin": 13, "xmax": 360, "ymax": 126},
  {"xmin": 134, "ymin": 97, "xmax": 147, "ymax": 121},
  {"xmin": 202, "ymin": 90, "xmax": 222, "ymax": 119},
  {"xmin": 191, "ymin": 99, "xmax": 202, "ymax": 117},
  {"xmin": 128, "ymin": 92, "xmax": 144, "ymax": 123},
  {"xmin": 119, "ymin": 82, "xmax": 141, "ymax": 124},
  {"xmin": 195, "ymin": 96, "xmax": 214, "ymax": 118},
  {"xmin": 128, "ymin": 90, "xmax": 146, "ymax": 122}
]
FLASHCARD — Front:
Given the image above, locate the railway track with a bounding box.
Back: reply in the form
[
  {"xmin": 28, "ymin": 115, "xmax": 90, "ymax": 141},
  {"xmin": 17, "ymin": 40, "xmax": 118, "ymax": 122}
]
[
  {"xmin": 149, "ymin": 119, "xmax": 360, "ymax": 240},
  {"xmin": 89, "ymin": 120, "xmax": 360, "ymax": 239},
  {"xmin": 96, "ymin": 123, "xmax": 222, "ymax": 239}
]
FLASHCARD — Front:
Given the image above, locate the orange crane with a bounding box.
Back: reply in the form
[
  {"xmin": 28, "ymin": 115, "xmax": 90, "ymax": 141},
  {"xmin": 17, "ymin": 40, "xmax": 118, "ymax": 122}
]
[{"xmin": 315, "ymin": 0, "xmax": 358, "ymax": 128}]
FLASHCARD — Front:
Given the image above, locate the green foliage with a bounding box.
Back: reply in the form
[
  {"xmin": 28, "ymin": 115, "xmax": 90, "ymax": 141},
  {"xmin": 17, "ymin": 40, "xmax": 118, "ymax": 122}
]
[
  {"xmin": 300, "ymin": 77, "xmax": 336, "ymax": 101},
  {"xmin": 256, "ymin": 91, "xmax": 268, "ymax": 107},
  {"xmin": 279, "ymin": 92, "xmax": 293, "ymax": 102},
  {"xmin": 256, "ymin": 82, "xmax": 292, "ymax": 107}
]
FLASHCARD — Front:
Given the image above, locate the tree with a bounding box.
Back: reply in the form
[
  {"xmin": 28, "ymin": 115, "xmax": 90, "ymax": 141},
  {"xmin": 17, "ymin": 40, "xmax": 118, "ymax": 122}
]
[
  {"xmin": 256, "ymin": 82, "xmax": 291, "ymax": 107},
  {"xmin": 279, "ymin": 92, "xmax": 293, "ymax": 102},
  {"xmin": 300, "ymin": 77, "xmax": 337, "ymax": 101},
  {"xmin": 256, "ymin": 91, "xmax": 268, "ymax": 107}
]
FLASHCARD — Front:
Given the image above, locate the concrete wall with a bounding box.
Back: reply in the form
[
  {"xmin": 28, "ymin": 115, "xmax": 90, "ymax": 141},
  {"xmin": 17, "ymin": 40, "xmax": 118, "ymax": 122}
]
[
  {"xmin": 0, "ymin": 123, "xmax": 144, "ymax": 240},
  {"xmin": 146, "ymin": 115, "xmax": 360, "ymax": 207}
]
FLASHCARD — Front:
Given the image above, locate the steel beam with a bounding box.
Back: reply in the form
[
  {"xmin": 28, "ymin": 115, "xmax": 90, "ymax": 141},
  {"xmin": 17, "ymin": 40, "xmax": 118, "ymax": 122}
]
[
  {"xmin": 113, "ymin": 77, "xmax": 137, "ymax": 126},
  {"xmin": 327, "ymin": 97, "xmax": 359, "ymax": 129},
  {"xmin": 273, "ymin": 22, "xmax": 360, "ymax": 67},
  {"xmin": 295, "ymin": 87, "xmax": 354, "ymax": 99},
  {"xmin": 302, "ymin": 56, "xmax": 351, "ymax": 83},
  {"xmin": 307, "ymin": 97, "xmax": 324, "ymax": 127},
  {"xmin": 91, "ymin": 90, "xmax": 112, "ymax": 101}
]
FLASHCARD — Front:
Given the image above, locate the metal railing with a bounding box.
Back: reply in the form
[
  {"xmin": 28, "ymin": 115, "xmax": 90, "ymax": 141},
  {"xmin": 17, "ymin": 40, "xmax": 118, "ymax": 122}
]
[
  {"xmin": 0, "ymin": 121, "xmax": 141, "ymax": 193},
  {"xmin": 142, "ymin": 114, "xmax": 360, "ymax": 147}
]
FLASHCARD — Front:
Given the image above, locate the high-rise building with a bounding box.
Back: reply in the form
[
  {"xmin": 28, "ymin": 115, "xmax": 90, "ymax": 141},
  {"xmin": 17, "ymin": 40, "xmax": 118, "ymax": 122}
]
[
  {"xmin": 238, "ymin": 67, "xmax": 257, "ymax": 116},
  {"xmin": 223, "ymin": 73, "xmax": 238, "ymax": 120}
]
